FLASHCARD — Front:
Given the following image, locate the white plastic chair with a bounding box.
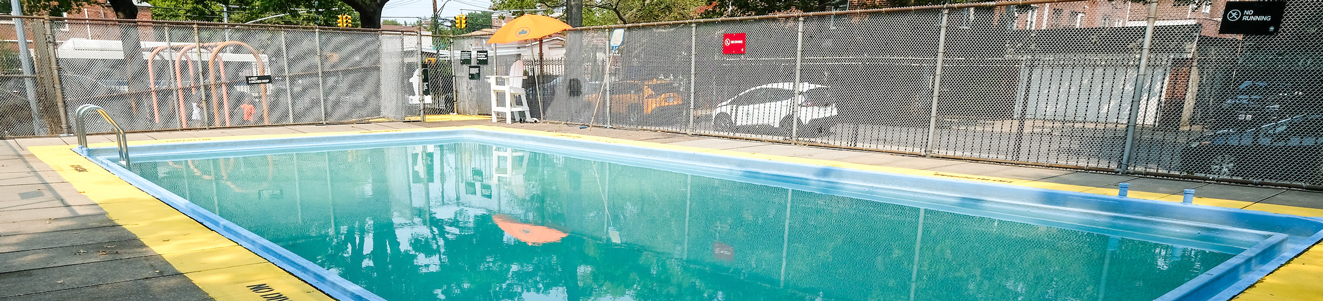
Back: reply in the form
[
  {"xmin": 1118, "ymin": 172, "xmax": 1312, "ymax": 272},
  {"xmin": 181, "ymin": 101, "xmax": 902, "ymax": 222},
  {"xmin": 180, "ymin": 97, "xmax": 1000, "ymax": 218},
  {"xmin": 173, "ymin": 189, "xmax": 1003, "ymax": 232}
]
[{"xmin": 488, "ymin": 62, "xmax": 531, "ymax": 123}]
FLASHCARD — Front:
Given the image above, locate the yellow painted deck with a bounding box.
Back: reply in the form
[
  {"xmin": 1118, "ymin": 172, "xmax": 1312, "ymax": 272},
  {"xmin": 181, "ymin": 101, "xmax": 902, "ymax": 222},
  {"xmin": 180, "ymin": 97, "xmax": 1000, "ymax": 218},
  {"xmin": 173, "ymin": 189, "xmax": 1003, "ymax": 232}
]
[{"xmin": 24, "ymin": 121, "xmax": 1322, "ymax": 300}]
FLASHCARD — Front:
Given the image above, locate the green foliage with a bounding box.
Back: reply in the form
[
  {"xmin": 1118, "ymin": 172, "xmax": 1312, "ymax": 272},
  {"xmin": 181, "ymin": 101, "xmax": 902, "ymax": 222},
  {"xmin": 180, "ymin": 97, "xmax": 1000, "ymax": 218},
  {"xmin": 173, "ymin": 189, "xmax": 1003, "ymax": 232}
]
[
  {"xmin": 491, "ymin": 0, "xmax": 699, "ymax": 26},
  {"xmin": 147, "ymin": 0, "xmax": 359, "ymax": 27},
  {"xmin": 451, "ymin": 11, "xmax": 493, "ymax": 35},
  {"xmin": 0, "ymin": 0, "xmax": 99, "ymax": 16},
  {"xmin": 590, "ymin": 0, "xmax": 707, "ymax": 24},
  {"xmin": 698, "ymin": 0, "xmax": 844, "ymax": 17},
  {"xmin": 0, "ymin": 46, "xmax": 17, "ymax": 74},
  {"xmin": 381, "ymin": 19, "xmax": 402, "ymax": 26}
]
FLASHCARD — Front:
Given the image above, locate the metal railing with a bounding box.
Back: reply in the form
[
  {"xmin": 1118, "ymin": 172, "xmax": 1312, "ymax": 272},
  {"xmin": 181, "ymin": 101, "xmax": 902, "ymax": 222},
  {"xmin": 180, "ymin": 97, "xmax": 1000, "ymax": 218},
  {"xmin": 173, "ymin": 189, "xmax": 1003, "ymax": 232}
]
[{"xmin": 74, "ymin": 104, "xmax": 129, "ymax": 166}]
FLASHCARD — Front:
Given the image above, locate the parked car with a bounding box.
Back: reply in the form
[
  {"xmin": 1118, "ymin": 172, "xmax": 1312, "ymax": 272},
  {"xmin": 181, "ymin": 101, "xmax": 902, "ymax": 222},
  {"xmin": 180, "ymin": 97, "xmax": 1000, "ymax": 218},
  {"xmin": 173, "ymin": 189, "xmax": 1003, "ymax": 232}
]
[
  {"xmin": 585, "ymin": 79, "xmax": 686, "ymax": 125},
  {"xmin": 711, "ymin": 83, "xmax": 838, "ymax": 135},
  {"xmin": 1181, "ymin": 114, "xmax": 1323, "ymax": 183},
  {"xmin": 1208, "ymin": 81, "xmax": 1302, "ymax": 130}
]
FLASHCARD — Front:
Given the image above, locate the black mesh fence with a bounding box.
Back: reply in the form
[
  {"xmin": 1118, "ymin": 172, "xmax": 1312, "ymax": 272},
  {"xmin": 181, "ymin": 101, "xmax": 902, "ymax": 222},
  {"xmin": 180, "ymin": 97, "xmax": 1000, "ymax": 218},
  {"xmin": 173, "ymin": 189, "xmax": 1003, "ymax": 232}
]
[
  {"xmin": 1, "ymin": 17, "xmax": 427, "ymax": 137},
  {"xmin": 452, "ymin": 1, "xmax": 1323, "ymax": 188},
  {"xmin": 7, "ymin": 0, "xmax": 1323, "ymax": 188}
]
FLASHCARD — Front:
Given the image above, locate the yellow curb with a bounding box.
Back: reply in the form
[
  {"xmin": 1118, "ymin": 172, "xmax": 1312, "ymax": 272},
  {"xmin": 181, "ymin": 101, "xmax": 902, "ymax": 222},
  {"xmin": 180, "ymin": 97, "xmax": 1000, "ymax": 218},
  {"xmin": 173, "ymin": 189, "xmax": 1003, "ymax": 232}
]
[
  {"xmin": 27, "ymin": 145, "xmax": 333, "ymax": 301},
  {"xmin": 404, "ymin": 114, "xmax": 490, "ymax": 121},
  {"xmin": 188, "ymin": 264, "xmax": 333, "ymax": 300}
]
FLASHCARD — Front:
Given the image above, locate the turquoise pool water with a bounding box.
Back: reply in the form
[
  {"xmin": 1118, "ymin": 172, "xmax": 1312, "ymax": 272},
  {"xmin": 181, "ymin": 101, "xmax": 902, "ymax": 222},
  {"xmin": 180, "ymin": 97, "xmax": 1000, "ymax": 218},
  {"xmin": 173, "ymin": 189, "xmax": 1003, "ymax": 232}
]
[{"xmin": 127, "ymin": 142, "xmax": 1236, "ymax": 300}]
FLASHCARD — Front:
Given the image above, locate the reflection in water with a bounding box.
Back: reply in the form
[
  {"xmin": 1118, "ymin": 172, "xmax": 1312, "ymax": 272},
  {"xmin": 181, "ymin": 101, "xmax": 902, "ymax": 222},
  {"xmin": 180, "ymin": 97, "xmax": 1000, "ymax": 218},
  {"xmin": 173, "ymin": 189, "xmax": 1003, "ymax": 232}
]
[
  {"xmin": 132, "ymin": 143, "xmax": 1234, "ymax": 301},
  {"xmin": 493, "ymin": 214, "xmax": 569, "ymax": 246}
]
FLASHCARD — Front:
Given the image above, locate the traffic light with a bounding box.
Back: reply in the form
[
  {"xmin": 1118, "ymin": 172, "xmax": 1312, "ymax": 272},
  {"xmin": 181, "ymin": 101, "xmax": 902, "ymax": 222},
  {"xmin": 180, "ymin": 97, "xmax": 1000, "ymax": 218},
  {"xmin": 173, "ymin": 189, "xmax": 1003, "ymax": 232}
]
[
  {"xmin": 455, "ymin": 14, "xmax": 466, "ymax": 29},
  {"xmin": 333, "ymin": 14, "xmax": 349, "ymax": 27}
]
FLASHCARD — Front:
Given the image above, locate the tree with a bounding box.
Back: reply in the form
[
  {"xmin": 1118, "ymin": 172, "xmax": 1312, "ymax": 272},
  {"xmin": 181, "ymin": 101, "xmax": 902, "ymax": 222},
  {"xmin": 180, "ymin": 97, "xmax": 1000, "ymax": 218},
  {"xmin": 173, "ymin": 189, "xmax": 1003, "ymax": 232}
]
[
  {"xmin": 493, "ymin": 0, "xmax": 700, "ymax": 26},
  {"xmin": 0, "ymin": 0, "xmax": 98, "ymax": 16},
  {"xmin": 697, "ymin": 0, "xmax": 845, "ymax": 17},
  {"xmin": 105, "ymin": 0, "xmax": 150, "ymax": 131},
  {"xmin": 337, "ymin": 0, "xmax": 389, "ymax": 28},
  {"xmin": 148, "ymin": 0, "xmax": 358, "ymax": 27},
  {"xmin": 452, "ymin": 11, "xmax": 493, "ymax": 35},
  {"xmin": 588, "ymin": 0, "xmax": 706, "ymax": 24}
]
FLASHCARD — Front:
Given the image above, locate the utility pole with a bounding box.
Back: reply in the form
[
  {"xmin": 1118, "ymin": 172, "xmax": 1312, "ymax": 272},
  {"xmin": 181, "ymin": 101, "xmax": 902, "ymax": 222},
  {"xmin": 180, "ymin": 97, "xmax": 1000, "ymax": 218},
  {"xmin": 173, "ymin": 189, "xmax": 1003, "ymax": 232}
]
[{"xmin": 10, "ymin": 0, "xmax": 44, "ymax": 134}]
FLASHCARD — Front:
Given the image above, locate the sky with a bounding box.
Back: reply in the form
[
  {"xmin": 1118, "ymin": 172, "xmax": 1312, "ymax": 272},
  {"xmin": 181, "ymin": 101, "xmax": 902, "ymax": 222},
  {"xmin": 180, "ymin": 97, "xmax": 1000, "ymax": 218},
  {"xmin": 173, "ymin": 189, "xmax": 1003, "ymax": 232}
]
[{"xmin": 381, "ymin": 0, "xmax": 495, "ymax": 25}]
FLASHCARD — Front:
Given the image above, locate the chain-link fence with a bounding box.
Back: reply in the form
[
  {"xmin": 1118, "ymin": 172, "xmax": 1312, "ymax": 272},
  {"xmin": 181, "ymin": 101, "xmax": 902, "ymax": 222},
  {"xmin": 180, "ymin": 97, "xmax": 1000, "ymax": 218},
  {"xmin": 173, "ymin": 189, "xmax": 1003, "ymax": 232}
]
[
  {"xmin": 1, "ymin": 19, "xmax": 61, "ymax": 137},
  {"xmin": 1, "ymin": 17, "xmax": 431, "ymax": 137},
  {"xmin": 6, "ymin": 0, "xmax": 1323, "ymax": 189},
  {"xmin": 452, "ymin": 0, "xmax": 1323, "ymax": 189}
]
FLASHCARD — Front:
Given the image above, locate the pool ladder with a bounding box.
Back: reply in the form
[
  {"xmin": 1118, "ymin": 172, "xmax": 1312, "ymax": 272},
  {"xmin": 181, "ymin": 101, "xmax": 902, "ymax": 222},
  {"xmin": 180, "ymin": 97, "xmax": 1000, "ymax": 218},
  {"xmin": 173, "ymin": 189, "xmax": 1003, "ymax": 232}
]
[{"xmin": 74, "ymin": 104, "xmax": 130, "ymax": 166}]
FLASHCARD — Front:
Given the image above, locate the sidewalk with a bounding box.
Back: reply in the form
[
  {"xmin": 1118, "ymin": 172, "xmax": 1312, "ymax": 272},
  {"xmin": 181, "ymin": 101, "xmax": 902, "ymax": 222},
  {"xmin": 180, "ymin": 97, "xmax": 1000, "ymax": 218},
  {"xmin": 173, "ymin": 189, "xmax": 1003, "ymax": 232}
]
[
  {"xmin": 0, "ymin": 139, "xmax": 211, "ymax": 300},
  {"xmin": 2, "ymin": 119, "xmax": 1319, "ymax": 300}
]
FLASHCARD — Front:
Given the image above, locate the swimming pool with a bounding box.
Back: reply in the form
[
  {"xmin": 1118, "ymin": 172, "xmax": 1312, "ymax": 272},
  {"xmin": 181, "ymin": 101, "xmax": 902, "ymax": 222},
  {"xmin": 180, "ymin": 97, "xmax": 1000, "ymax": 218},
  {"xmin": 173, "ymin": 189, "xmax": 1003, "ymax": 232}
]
[{"xmin": 78, "ymin": 127, "xmax": 1323, "ymax": 301}]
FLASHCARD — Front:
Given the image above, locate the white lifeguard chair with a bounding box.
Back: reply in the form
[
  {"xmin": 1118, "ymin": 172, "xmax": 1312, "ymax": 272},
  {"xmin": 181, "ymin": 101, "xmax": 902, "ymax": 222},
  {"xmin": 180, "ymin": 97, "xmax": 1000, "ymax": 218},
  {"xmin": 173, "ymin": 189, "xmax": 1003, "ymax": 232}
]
[
  {"xmin": 491, "ymin": 146, "xmax": 528, "ymax": 198},
  {"xmin": 488, "ymin": 60, "xmax": 531, "ymax": 123}
]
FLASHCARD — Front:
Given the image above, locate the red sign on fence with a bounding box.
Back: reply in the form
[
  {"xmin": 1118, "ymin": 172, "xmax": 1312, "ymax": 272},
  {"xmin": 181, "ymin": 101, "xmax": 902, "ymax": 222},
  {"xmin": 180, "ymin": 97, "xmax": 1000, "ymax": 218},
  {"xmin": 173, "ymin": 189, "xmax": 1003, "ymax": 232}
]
[{"xmin": 722, "ymin": 33, "xmax": 746, "ymax": 54}]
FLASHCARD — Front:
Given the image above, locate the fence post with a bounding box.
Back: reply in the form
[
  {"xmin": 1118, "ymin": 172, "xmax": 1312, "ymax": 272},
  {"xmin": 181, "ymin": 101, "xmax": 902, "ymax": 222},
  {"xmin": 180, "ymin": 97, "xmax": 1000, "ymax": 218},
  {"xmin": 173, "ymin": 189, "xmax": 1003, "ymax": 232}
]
[
  {"xmin": 536, "ymin": 37, "xmax": 546, "ymax": 120},
  {"xmin": 604, "ymin": 30, "xmax": 613, "ymax": 128},
  {"xmin": 34, "ymin": 19, "xmax": 69, "ymax": 134},
  {"xmin": 1119, "ymin": 0, "xmax": 1159, "ymax": 173},
  {"xmin": 1013, "ymin": 61, "xmax": 1034, "ymax": 161},
  {"xmin": 280, "ymin": 31, "xmax": 294, "ymax": 124},
  {"xmin": 790, "ymin": 17, "xmax": 805, "ymax": 144},
  {"xmin": 449, "ymin": 36, "xmax": 459, "ymax": 114},
  {"xmin": 687, "ymin": 23, "xmax": 697, "ymax": 135},
  {"xmin": 315, "ymin": 28, "xmax": 328, "ymax": 124},
  {"xmin": 163, "ymin": 26, "xmax": 181, "ymax": 128},
  {"xmin": 11, "ymin": 3, "xmax": 45, "ymax": 135},
  {"xmin": 923, "ymin": 8, "xmax": 951, "ymax": 157},
  {"xmin": 193, "ymin": 25, "xmax": 209, "ymax": 129},
  {"xmin": 418, "ymin": 32, "xmax": 426, "ymax": 122}
]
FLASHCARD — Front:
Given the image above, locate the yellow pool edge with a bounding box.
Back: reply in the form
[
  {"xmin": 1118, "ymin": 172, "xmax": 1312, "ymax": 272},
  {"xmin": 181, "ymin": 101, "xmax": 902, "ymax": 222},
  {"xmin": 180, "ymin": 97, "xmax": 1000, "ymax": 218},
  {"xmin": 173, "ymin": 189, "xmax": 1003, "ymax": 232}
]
[
  {"xmin": 28, "ymin": 148, "xmax": 335, "ymax": 300},
  {"xmin": 33, "ymin": 123, "xmax": 1323, "ymax": 300}
]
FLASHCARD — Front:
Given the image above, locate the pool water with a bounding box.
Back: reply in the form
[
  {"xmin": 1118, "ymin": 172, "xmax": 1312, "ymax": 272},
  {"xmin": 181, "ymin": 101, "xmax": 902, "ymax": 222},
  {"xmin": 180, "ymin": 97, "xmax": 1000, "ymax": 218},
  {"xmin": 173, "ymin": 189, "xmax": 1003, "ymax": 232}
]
[{"xmin": 129, "ymin": 142, "xmax": 1234, "ymax": 300}]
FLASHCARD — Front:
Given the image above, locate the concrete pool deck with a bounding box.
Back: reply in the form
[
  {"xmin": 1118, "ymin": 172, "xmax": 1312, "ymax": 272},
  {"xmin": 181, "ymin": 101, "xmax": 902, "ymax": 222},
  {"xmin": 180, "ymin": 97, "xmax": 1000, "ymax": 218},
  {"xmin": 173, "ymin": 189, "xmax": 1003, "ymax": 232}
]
[{"xmin": 2, "ymin": 117, "xmax": 1321, "ymax": 300}]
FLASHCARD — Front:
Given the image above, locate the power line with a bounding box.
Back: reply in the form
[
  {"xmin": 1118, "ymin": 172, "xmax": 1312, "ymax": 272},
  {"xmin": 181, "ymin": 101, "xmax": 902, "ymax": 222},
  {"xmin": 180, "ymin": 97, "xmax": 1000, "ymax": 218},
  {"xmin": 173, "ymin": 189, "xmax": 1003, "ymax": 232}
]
[
  {"xmin": 384, "ymin": 0, "xmax": 425, "ymax": 9},
  {"xmin": 450, "ymin": 0, "xmax": 493, "ymax": 9}
]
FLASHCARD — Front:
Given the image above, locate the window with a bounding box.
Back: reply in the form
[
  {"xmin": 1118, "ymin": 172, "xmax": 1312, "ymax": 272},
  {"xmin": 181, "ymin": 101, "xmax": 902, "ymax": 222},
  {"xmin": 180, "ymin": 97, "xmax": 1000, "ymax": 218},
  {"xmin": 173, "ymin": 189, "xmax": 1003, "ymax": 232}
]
[
  {"xmin": 730, "ymin": 89, "xmax": 770, "ymax": 106},
  {"xmin": 1072, "ymin": 12, "xmax": 1084, "ymax": 28},
  {"xmin": 804, "ymin": 88, "xmax": 837, "ymax": 106},
  {"xmin": 763, "ymin": 89, "xmax": 795, "ymax": 103},
  {"xmin": 1022, "ymin": 5, "xmax": 1038, "ymax": 30},
  {"xmin": 960, "ymin": 8, "xmax": 974, "ymax": 29},
  {"xmin": 1102, "ymin": 15, "xmax": 1111, "ymax": 27},
  {"xmin": 647, "ymin": 82, "xmax": 681, "ymax": 96},
  {"xmin": 1049, "ymin": 8, "xmax": 1063, "ymax": 29},
  {"xmin": 1281, "ymin": 116, "xmax": 1323, "ymax": 137},
  {"xmin": 610, "ymin": 82, "xmax": 642, "ymax": 96},
  {"xmin": 56, "ymin": 12, "xmax": 69, "ymax": 31}
]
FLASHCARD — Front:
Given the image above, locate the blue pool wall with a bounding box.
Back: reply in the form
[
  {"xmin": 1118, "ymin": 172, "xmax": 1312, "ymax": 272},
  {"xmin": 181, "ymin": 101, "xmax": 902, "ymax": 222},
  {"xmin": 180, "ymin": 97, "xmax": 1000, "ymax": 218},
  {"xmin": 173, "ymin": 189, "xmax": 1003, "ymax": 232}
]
[{"xmin": 81, "ymin": 128, "xmax": 1323, "ymax": 301}]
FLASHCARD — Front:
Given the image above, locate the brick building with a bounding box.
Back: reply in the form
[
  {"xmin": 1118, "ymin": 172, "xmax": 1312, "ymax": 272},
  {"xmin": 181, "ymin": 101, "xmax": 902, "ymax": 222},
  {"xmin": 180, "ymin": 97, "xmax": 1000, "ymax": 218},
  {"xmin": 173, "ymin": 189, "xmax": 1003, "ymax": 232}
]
[{"xmin": 2, "ymin": 0, "xmax": 152, "ymax": 42}]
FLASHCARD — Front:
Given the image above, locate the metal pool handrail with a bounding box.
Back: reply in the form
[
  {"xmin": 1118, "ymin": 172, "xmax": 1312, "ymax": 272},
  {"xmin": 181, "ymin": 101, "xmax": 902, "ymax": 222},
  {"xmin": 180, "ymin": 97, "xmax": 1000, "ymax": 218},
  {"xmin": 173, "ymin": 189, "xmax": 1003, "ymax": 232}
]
[{"xmin": 75, "ymin": 104, "xmax": 130, "ymax": 166}]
